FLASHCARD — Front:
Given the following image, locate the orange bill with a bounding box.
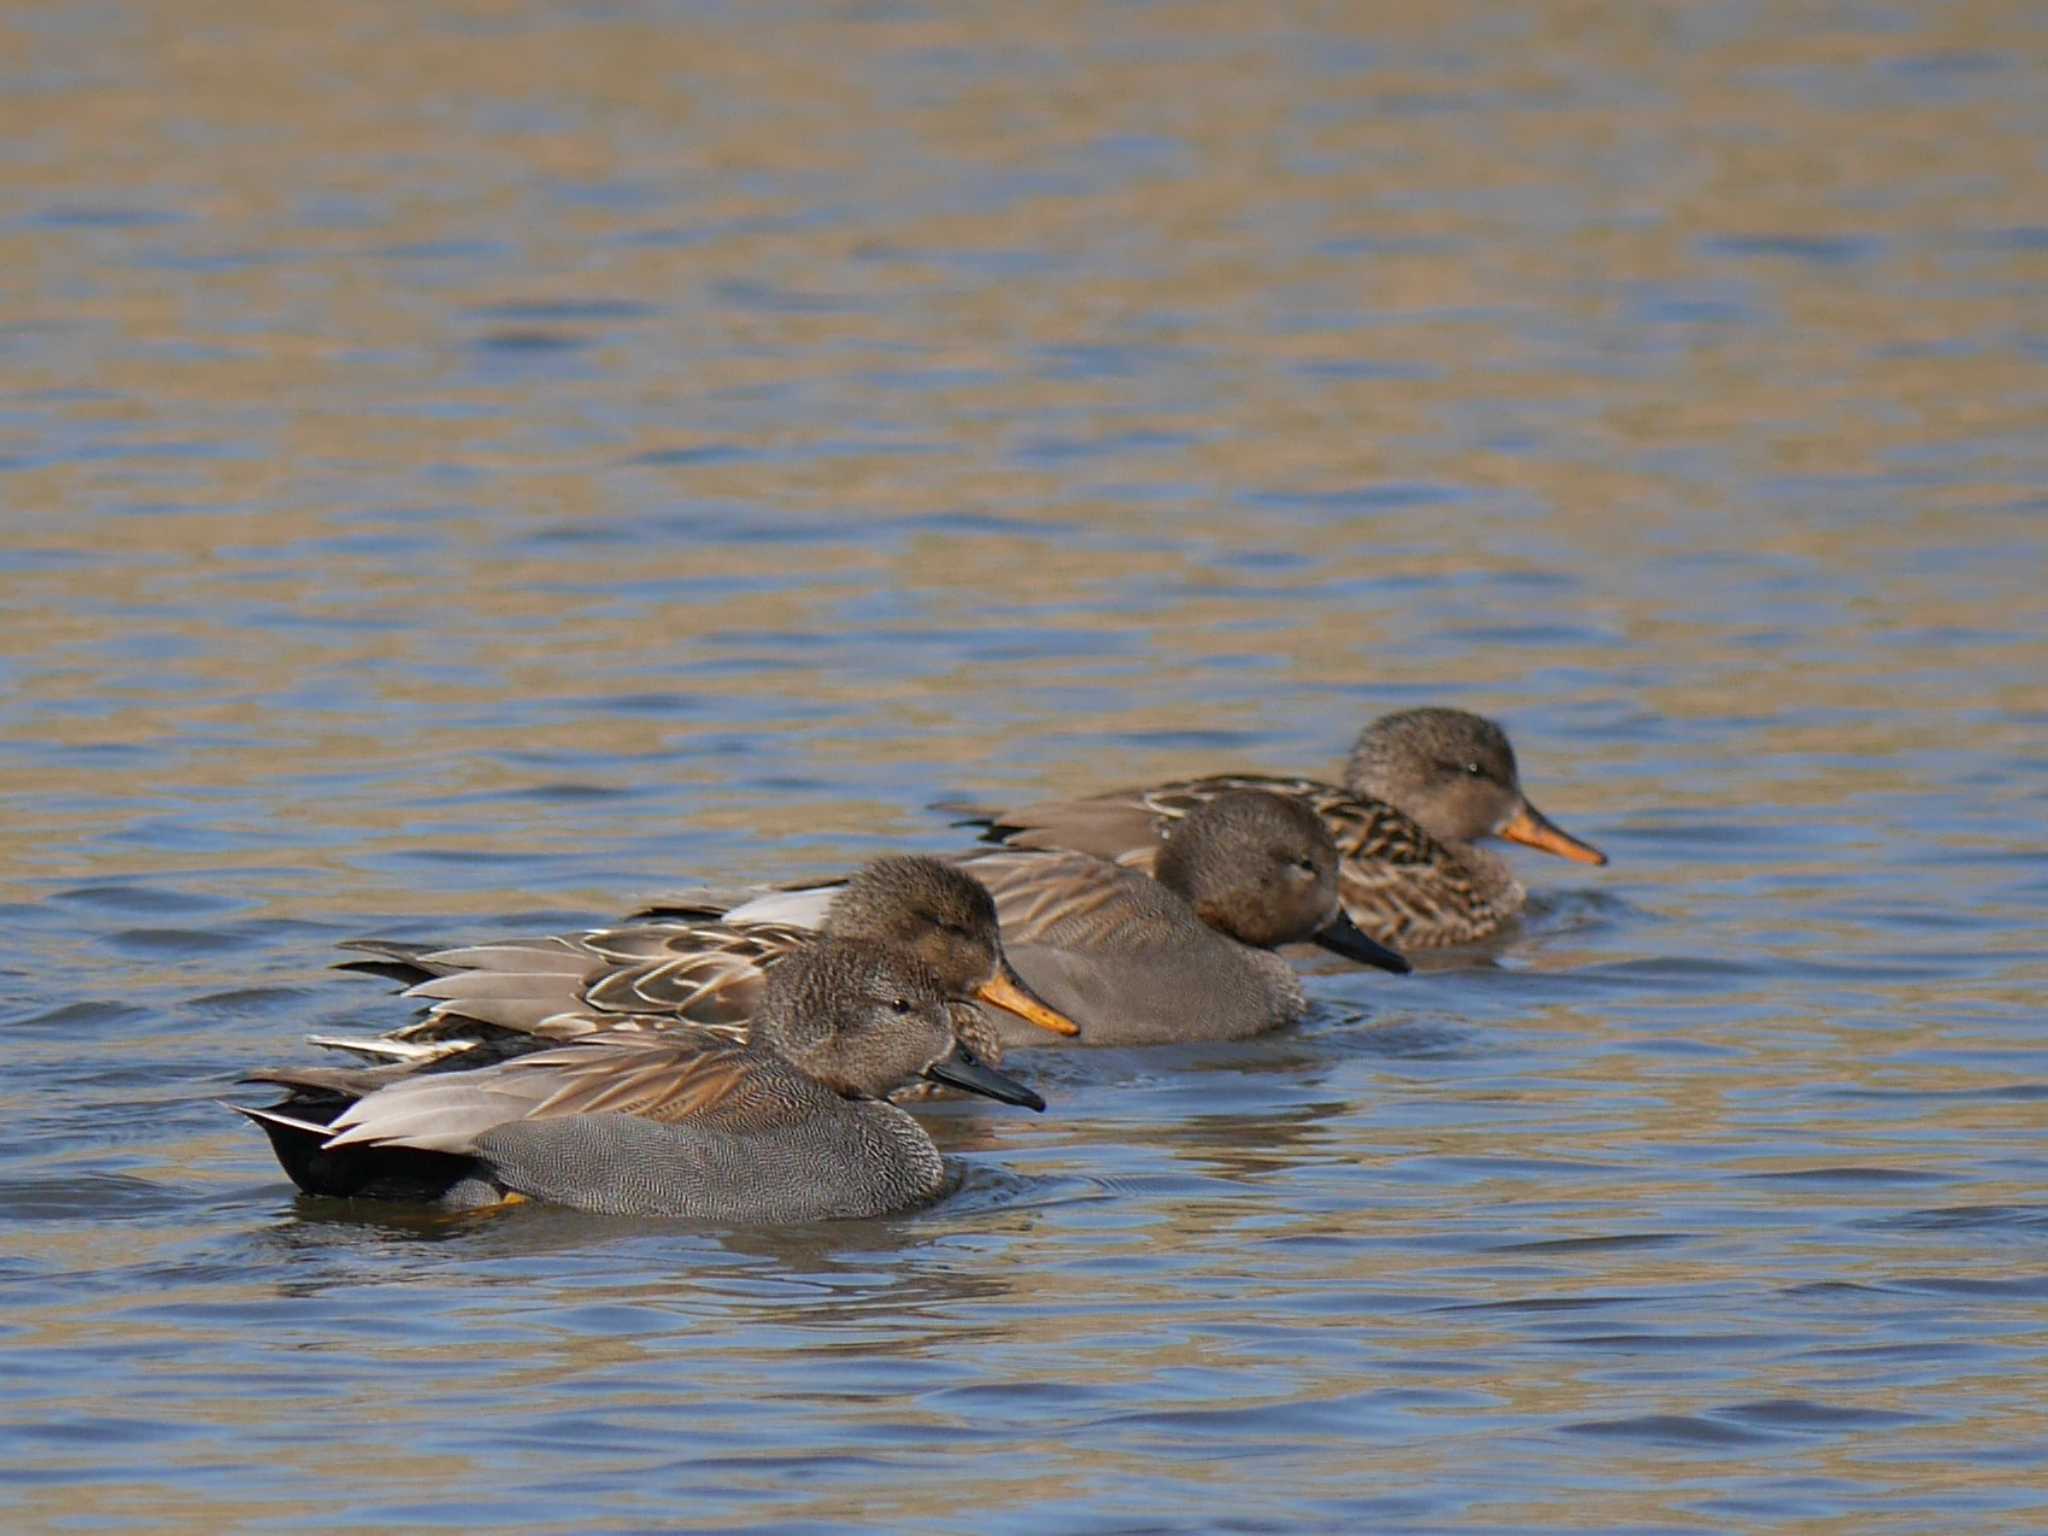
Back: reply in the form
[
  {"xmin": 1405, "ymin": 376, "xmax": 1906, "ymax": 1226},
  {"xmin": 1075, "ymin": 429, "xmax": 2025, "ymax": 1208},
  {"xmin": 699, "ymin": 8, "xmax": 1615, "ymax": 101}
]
[
  {"xmin": 977, "ymin": 965, "xmax": 1082, "ymax": 1036},
  {"xmin": 1499, "ymin": 801, "xmax": 1607, "ymax": 866}
]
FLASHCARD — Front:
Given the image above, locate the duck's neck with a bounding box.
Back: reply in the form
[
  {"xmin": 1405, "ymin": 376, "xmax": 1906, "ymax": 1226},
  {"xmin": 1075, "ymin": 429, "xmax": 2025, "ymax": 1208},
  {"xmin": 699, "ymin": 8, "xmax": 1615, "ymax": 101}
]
[{"xmin": 1455, "ymin": 839, "xmax": 1522, "ymax": 902}]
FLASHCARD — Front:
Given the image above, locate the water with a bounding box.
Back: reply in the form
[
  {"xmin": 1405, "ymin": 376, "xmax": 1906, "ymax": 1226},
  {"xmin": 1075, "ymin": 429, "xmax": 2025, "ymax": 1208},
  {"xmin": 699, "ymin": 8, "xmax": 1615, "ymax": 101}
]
[{"xmin": 3, "ymin": 0, "xmax": 2045, "ymax": 1529}]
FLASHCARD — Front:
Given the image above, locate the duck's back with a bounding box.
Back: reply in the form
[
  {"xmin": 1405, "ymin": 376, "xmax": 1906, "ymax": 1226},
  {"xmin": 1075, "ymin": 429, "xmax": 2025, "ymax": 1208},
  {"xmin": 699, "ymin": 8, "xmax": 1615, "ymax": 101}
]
[{"xmin": 962, "ymin": 849, "xmax": 1304, "ymax": 1047}]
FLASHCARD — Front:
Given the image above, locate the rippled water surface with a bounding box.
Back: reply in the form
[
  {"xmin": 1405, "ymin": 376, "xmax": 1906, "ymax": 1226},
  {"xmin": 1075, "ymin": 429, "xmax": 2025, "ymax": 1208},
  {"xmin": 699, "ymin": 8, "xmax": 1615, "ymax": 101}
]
[{"xmin": 4, "ymin": 1, "xmax": 2046, "ymax": 1530}]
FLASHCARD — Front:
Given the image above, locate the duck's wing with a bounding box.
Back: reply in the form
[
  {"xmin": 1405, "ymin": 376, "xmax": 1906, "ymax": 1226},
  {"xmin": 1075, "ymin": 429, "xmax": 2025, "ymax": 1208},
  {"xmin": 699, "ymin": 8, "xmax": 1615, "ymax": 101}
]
[
  {"xmin": 951, "ymin": 773, "xmax": 1362, "ymax": 873},
  {"xmin": 243, "ymin": 1060, "xmax": 420, "ymax": 1100},
  {"xmin": 318, "ymin": 933, "xmax": 609, "ymax": 1063},
  {"xmin": 319, "ymin": 921, "xmax": 813, "ymax": 1064},
  {"xmin": 574, "ymin": 922, "xmax": 813, "ymax": 1030},
  {"xmin": 619, "ymin": 880, "xmax": 792, "ymax": 923},
  {"xmin": 335, "ymin": 931, "xmax": 620, "ymax": 1034},
  {"xmin": 624, "ymin": 878, "xmax": 839, "ymax": 928},
  {"xmin": 321, "ymin": 1030, "xmax": 776, "ymax": 1154},
  {"xmin": 713, "ymin": 884, "xmax": 838, "ymax": 930},
  {"xmin": 957, "ymin": 846, "xmax": 1193, "ymax": 953},
  {"xmin": 333, "ymin": 938, "xmax": 448, "ymax": 986},
  {"xmin": 945, "ymin": 789, "xmax": 1176, "ymax": 870}
]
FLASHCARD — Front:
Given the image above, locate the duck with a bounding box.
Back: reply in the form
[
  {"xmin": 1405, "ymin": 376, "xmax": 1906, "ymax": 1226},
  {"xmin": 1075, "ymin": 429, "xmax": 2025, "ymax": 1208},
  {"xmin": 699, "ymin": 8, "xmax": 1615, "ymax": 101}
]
[
  {"xmin": 235, "ymin": 937, "xmax": 1045, "ymax": 1220},
  {"xmin": 319, "ymin": 855, "xmax": 1081, "ymax": 1080},
  {"xmin": 946, "ymin": 708, "xmax": 1607, "ymax": 948},
  {"xmin": 672, "ymin": 791, "xmax": 1412, "ymax": 1047}
]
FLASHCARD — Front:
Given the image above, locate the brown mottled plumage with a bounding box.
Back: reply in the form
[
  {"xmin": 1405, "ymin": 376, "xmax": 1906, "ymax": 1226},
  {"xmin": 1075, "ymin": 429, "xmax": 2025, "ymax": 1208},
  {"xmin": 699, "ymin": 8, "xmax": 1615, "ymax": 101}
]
[
  {"xmin": 954, "ymin": 709, "xmax": 1606, "ymax": 948},
  {"xmin": 315, "ymin": 856, "xmax": 1078, "ymax": 1081}
]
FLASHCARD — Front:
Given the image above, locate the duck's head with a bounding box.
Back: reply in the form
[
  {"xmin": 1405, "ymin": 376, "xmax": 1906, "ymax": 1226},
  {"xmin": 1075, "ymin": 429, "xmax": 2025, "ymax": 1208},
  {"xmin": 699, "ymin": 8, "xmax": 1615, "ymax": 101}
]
[
  {"xmin": 1344, "ymin": 708, "xmax": 1606, "ymax": 865},
  {"xmin": 757, "ymin": 937, "xmax": 1045, "ymax": 1109},
  {"xmin": 822, "ymin": 855, "xmax": 1082, "ymax": 1038},
  {"xmin": 1156, "ymin": 791, "xmax": 1410, "ymax": 973}
]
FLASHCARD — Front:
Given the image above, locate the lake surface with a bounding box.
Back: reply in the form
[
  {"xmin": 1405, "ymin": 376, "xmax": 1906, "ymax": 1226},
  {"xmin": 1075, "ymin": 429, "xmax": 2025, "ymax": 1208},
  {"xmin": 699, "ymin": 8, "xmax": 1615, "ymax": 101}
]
[{"xmin": 3, "ymin": 1, "xmax": 2045, "ymax": 1530}]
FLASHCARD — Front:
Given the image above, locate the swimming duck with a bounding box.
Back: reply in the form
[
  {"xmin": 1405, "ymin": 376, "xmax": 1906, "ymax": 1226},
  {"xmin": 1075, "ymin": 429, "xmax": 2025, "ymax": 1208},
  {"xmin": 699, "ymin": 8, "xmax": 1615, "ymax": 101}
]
[
  {"xmin": 236, "ymin": 937, "xmax": 1044, "ymax": 1220},
  {"xmin": 322, "ymin": 855, "xmax": 1080, "ymax": 1077},
  {"xmin": 687, "ymin": 791, "xmax": 1412, "ymax": 1047},
  {"xmin": 950, "ymin": 708, "xmax": 1606, "ymax": 948}
]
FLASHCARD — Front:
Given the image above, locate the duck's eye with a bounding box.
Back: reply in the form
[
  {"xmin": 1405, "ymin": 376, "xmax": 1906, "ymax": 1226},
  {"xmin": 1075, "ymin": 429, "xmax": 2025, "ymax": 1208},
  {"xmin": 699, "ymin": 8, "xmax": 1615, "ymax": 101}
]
[
  {"xmin": 1294, "ymin": 856, "xmax": 1317, "ymax": 875},
  {"xmin": 1463, "ymin": 761, "xmax": 1485, "ymax": 778},
  {"xmin": 890, "ymin": 996, "xmax": 915, "ymax": 1015}
]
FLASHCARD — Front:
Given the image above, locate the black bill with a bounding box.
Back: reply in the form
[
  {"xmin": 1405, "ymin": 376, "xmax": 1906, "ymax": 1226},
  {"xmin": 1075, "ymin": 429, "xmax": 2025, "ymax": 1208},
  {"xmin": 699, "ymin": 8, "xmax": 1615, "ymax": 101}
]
[
  {"xmin": 1311, "ymin": 912, "xmax": 1412, "ymax": 975},
  {"xmin": 923, "ymin": 1041, "xmax": 1047, "ymax": 1112}
]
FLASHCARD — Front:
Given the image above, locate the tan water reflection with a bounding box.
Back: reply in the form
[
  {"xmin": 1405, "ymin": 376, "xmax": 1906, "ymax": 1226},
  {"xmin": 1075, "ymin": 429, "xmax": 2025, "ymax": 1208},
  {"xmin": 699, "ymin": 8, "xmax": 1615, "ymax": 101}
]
[{"xmin": 2, "ymin": 0, "xmax": 2045, "ymax": 1530}]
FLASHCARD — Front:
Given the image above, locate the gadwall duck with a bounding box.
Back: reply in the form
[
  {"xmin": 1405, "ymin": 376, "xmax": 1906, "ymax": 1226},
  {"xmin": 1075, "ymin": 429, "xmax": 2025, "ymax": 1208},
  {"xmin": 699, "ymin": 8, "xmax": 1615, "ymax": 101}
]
[
  {"xmin": 236, "ymin": 938, "xmax": 1044, "ymax": 1220},
  {"xmin": 690, "ymin": 791, "xmax": 1412, "ymax": 1047},
  {"xmin": 322, "ymin": 855, "xmax": 1080, "ymax": 1078},
  {"xmin": 950, "ymin": 708, "xmax": 1606, "ymax": 948}
]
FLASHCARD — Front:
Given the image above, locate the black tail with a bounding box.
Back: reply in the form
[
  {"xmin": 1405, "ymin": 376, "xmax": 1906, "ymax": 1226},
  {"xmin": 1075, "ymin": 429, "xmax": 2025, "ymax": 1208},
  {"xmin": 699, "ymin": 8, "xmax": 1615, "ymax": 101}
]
[
  {"xmin": 619, "ymin": 886, "xmax": 757, "ymax": 923},
  {"xmin": 334, "ymin": 938, "xmax": 444, "ymax": 986},
  {"xmin": 929, "ymin": 798, "xmax": 1008, "ymax": 843},
  {"xmin": 231, "ymin": 1094, "xmax": 484, "ymax": 1204}
]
